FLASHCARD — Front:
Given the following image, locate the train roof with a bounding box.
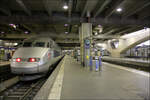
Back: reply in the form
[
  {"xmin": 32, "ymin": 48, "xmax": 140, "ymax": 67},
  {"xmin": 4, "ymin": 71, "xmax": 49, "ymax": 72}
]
[
  {"xmin": 23, "ymin": 36, "xmax": 61, "ymax": 50},
  {"xmin": 24, "ymin": 36, "xmax": 53, "ymax": 42}
]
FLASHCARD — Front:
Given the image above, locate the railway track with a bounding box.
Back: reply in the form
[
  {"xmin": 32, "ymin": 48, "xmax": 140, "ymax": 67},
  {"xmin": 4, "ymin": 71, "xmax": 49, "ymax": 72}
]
[
  {"xmin": 0, "ymin": 78, "xmax": 46, "ymax": 100},
  {"xmin": 0, "ymin": 65, "xmax": 16, "ymax": 83},
  {"xmin": 0, "ymin": 56, "xmax": 64, "ymax": 100}
]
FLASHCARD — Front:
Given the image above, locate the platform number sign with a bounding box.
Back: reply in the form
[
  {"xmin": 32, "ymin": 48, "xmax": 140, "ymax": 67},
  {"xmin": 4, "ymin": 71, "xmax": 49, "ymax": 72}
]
[{"xmin": 85, "ymin": 39, "xmax": 90, "ymax": 49}]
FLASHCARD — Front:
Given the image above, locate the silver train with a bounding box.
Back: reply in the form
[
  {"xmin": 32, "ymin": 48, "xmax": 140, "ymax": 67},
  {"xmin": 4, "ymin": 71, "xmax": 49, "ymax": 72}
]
[{"xmin": 10, "ymin": 36, "xmax": 62, "ymax": 81}]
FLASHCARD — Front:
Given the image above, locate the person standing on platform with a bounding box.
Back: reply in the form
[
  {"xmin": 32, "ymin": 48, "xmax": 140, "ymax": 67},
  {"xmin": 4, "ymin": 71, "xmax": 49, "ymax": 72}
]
[{"xmin": 98, "ymin": 50, "xmax": 102, "ymax": 71}]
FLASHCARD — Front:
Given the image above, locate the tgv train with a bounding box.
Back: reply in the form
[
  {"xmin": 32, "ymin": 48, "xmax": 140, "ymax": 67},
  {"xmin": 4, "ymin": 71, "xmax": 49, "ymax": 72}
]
[{"xmin": 10, "ymin": 36, "xmax": 62, "ymax": 81}]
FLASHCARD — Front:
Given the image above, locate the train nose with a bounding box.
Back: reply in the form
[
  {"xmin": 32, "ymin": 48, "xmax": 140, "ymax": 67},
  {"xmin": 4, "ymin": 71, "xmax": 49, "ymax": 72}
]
[
  {"xmin": 12, "ymin": 47, "xmax": 48, "ymax": 58},
  {"xmin": 10, "ymin": 47, "xmax": 48, "ymax": 74}
]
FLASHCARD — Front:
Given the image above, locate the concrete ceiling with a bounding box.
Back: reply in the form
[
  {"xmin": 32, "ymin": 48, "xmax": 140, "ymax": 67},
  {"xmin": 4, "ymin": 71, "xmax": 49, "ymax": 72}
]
[{"xmin": 0, "ymin": 0, "xmax": 150, "ymax": 49}]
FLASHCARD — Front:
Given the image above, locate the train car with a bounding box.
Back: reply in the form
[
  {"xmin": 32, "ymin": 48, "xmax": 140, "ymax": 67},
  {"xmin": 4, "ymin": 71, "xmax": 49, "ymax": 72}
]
[{"xmin": 10, "ymin": 36, "xmax": 62, "ymax": 81}]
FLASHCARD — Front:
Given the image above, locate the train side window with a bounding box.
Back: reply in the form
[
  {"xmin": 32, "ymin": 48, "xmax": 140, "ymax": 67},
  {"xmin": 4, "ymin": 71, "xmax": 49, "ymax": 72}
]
[
  {"xmin": 33, "ymin": 42, "xmax": 45, "ymax": 47},
  {"xmin": 47, "ymin": 42, "xmax": 50, "ymax": 48}
]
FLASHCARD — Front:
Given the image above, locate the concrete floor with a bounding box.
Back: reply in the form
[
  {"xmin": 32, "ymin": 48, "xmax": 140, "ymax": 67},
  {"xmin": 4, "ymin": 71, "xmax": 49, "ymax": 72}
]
[{"xmin": 60, "ymin": 56, "xmax": 149, "ymax": 100}]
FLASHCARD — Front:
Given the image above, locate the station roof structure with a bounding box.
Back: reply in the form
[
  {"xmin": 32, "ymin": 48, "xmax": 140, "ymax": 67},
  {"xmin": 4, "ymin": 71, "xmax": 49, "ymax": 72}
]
[{"xmin": 0, "ymin": 0, "xmax": 150, "ymax": 49}]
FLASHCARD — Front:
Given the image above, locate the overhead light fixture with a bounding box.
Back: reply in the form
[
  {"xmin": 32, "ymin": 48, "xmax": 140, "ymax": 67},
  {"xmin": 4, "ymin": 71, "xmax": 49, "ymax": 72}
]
[
  {"xmin": 65, "ymin": 32, "xmax": 68, "ymax": 34},
  {"xmin": 9, "ymin": 24, "xmax": 14, "ymax": 26},
  {"xmin": 24, "ymin": 31, "xmax": 29, "ymax": 34},
  {"xmin": 14, "ymin": 43, "xmax": 18, "ymax": 46},
  {"xmin": 63, "ymin": 4, "xmax": 68, "ymax": 10},
  {"xmin": 64, "ymin": 24, "xmax": 68, "ymax": 27},
  {"xmin": 116, "ymin": 8, "xmax": 122, "ymax": 12},
  {"xmin": 74, "ymin": 25, "xmax": 78, "ymax": 27},
  {"xmin": 95, "ymin": 32, "xmax": 98, "ymax": 35},
  {"xmin": 9, "ymin": 24, "xmax": 16, "ymax": 29},
  {"xmin": 98, "ymin": 24, "xmax": 102, "ymax": 28},
  {"xmin": 1, "ymin": 31, "xmax": 4, "ymax": 34}
]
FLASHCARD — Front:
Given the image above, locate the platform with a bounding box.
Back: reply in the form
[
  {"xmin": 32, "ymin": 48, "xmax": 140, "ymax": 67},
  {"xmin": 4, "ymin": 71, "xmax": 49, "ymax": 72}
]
[
  {"xmin": 0, "ymin": 61, "xmax": 10, "ymax": 67},
  {"xmin": 48, "ymin": 55, "xmax": 149, "ymax": 100},
  {"xmin": 104, "ymin": 57, "xmax": 150, "ymax": 63},
  {"xmin": 102, "ymin": 57, "xmax": 150, "ymax": 69}
]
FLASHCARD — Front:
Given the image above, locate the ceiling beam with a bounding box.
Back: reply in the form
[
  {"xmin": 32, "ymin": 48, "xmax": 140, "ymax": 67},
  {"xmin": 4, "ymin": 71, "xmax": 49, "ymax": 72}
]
[
  {"xmin": 123, "ymin": 1, "xmax": 150, "ymax": 18},
  {"xmin": 103, "ymin": 28, "xmax": 120, "ymax": 35},
  {"xmin": 55, "ymin": 39, "xmax": 79, "ymax": 43},
  {"xmin": 43, "ymin": 0, "xmax": 52, "ymax": 16},
  {"xmin": 103, "ymin": 26, "xmax": 129, "ymax": 35},
  {"xmin": 93, "ymin": 35, "xmax": 121, "ymax": 39},
  {"xmin": 22, "ymin": 24, "xmax": 37, "ymax": 34},
  {"xmin": 0, "ymin": 14, "xmax": 150, "ymax": 26},
  {"xmin": 117, "ymin": 26, "xmax": 143, "ymax": 35},
  {"xmin": 68, "ymin": 0, "xmax": 73, "ymax": 33},
  {"xmin": 138, "ymin": 6, "xmax": 150, "ymax": 20},
  {"xmin": 16, "ymin": 0, "xmax": 31, "ymax": 16},
  {"xmin": 81, "ymin": 0, "xmax": 90, "ymax": 17},
  {"xmin": 0, "ymin": 1, "xmax": 11, "ymax": 16},
  {"xmin": 61, "ymin": 47, "xmax": 75, "ymax": 50},
  {"xmin": 105, "ymin": 0, "xmax": 125, "ymax": 18},
  {"xmin": 57, "ymin": 43, "xmax": 80, "ymax": 47},
  {"xmin": 68, "ymin": 0, "xmax": 73, "ymax": 18},
  {"xmin": 81, "ymin": 0, "xmax": 98, "ymax": 18},
  {"xmin": 94, "ymin": 0, "xmax": 112, "ymax": 17}
]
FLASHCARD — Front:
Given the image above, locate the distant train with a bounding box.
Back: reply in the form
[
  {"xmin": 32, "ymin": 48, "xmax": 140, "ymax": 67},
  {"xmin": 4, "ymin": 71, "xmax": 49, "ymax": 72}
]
[{"xmin": 10, "ymin": 36, "xmax": 62, "ymax": 81}]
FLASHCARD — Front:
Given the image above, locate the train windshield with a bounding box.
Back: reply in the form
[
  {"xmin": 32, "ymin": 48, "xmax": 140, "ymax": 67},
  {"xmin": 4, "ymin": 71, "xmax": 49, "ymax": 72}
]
[
  {"xmin": 23, "ymin": 42, "xmax": 32, "ymax": 47},
  {"xmin": 33, "ymin": 42, "xmax": 45, "ymax": 47}
]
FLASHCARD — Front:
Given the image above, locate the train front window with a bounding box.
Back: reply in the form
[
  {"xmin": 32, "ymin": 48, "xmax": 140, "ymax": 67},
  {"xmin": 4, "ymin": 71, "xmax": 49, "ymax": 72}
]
[
  {"xmin": 34, "ymin": 42, "xmax": 45, "ymax": 47},
  {"xmin": 23, "ymin": 42, "xmax": 32, "ymax": 47}
]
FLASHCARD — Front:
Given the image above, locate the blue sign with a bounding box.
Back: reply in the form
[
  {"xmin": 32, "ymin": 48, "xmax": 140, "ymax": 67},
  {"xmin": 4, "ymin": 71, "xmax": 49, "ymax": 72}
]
[{"xmin": 85, "ymin": 39, "xmax": 90, "ymax": 49}]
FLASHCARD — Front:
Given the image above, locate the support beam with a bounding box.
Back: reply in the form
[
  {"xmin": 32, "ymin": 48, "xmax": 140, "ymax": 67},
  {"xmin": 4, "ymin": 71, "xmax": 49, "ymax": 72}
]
[
  {"xmin": 16, "ymin": 0, "xmax": 31, "ymax": 16},
  {"xmin": 105, "ymin": 0, "xmax": 125, "ymax": 18},
  {"xmin": 94, "ymin": 0, "xmax": 112, "ymax": 17}
]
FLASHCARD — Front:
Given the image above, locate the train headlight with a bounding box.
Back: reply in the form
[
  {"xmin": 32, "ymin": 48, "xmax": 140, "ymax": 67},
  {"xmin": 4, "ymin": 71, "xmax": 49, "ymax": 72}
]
[{"xmin": 28, "ymin": 58, "xmax": 40, "ymax": 62}]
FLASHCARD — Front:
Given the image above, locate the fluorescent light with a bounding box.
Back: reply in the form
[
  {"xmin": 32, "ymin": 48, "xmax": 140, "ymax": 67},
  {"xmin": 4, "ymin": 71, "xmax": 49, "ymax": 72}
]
[
  {"xmin": 63, "ymin": 5, "xmax": 68, "ymax": 10},
  {"xmin": 95, "ymin": 32, "xmax": 98, "ymax": 35},
  {"xmin": 9, "ymin": 24, "xmax": 14, "ymax": 26},
  {"xmin": 98, "ymin": 25, "xmax": 102, "ymax": 27},
  {"xmin": 1, "ymin": 31, "xmax": 4, "ymax": 34},
  {"xmin": 116, "ymin": 8, "xmax": 122, "ymax": 12},
  {"xmin": 65, "ymin": 32, "xmax": 68, "ymax": 34},
  {"xmin": 9, "ymin": 24, "xmax": 16, "ymax": 29},
  {"xmin": 14, "ymin": 43, "xmax": 18, "ymax": 46},
  {"xmin": 24, "ymin": 31, "xmax": 29, "ymax": 34},
  {"xmin": 64, "ymin": 24, "xmax": 68, "ymax": 27}
]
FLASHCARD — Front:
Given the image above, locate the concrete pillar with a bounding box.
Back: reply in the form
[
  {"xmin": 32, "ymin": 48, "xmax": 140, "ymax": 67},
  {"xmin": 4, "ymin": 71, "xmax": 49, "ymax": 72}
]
[{"xmin": 79, "ymin": 23, "xmax": 92, "ymax": 67}]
